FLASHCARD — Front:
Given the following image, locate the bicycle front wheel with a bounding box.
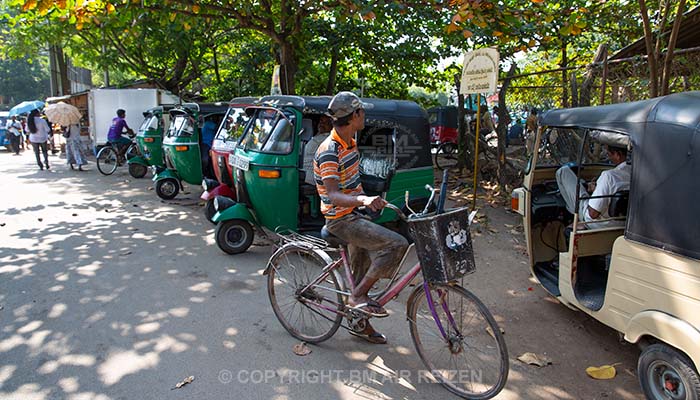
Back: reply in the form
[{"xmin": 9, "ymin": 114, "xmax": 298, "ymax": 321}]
[
  {"xmin": 126, "ymin": 143, "xmax": 140, "ymax": 160},
  {"xmin": 267, "ymin": 245, "xmax": 344, "ymax": 343},
  {"xmin": 408, "ymin": 283, "xmax": 508, "ymax": 399},
  {"xmin": 96, "ymin": 146, "xmax": 118, "ymax": 176},
  {"xmin": 434, "ymin": 142, "xmax": 460, "ymax": 170}
]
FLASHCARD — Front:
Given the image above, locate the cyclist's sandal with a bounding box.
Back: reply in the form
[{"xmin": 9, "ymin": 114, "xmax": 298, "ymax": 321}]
[
  {"xmin": 347, "ymin": 300, "xmax": 389, "ymax": 318},
  {"xmin": 349, "ymin": 329, "xmax": 387, "ymax": 344}
]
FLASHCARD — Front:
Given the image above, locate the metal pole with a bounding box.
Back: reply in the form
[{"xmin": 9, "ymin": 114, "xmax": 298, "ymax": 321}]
[{"xmin": 472, "ymin": 93, "xmax": 481, "ymax": 211}]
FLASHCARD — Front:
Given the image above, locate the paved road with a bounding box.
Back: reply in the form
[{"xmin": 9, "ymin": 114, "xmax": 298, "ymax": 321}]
[{"xmin": 0, "ymin": 150, "xmax": 643, "ymax": 399}]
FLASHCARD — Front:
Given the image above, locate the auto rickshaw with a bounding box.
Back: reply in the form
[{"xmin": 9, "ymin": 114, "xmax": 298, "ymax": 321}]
[
  {"xmin": 428, "ymin": 105, "xmax": 458, "ymax": 147},
  {"xmin": 127, "ymin": 105, "xmax": 174, "ymax": 178},
  {"xmin": 201, "ymin": 98, "xmax": 256, "ymax": 222},
  {"xmin": 510, "ymin": 91, "xmax": 700, "ymax": 399},
  {"xmin": 211, "ymin": 95, "xmax": 434, "ymax": 254},
  {"xmin": 152, "ymin": 103, "xmax": 228, "ymax": 200}
]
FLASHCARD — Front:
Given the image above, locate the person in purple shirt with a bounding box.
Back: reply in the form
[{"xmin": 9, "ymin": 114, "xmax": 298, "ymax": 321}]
[{"xmin": 107, "ymin": 109, "xmax": 134, "ymax": 160}]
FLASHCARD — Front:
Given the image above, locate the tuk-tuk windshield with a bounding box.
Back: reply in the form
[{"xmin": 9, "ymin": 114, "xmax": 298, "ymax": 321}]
[
  {"xmin": 537, "ymin": 127, "xmax": 615, "ymax": 167},
  {"xmin": 167, "ymin": 115, "xmax": 194, "ymax": 137},
  {"xmin": 139, "ymin": 115, "xmax": 159, "ymax": 133},
  {"xmin": 215, "ymin": 107, "xmax": 249, "ymax": 143},
  {"xmin": 239, "ymin": 108, "xmax": 294, "ymax": 154}
]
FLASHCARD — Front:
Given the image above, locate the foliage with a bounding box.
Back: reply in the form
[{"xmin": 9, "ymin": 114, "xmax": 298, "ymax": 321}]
[{"xmin": 0, "ymin": 55, "xmax": 50, "ymax": 107}]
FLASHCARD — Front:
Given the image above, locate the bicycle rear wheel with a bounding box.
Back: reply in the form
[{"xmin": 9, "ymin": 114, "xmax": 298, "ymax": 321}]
[
  {"xmin": 96, "ymin": 146, "xmax": 118, "ymax": 176},
  {"xmin": 408, "ymin": 283, "xmax": 508, "ymax": 399},
  {"xmin": 267, "ymin": 245, "xmax": 344, "ymax": 343}
]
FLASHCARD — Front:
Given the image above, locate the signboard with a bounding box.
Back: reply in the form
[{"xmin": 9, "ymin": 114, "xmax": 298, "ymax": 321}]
[{"xmin": 460, "ymin": 48, "xmax": 500, "ymax": 95}]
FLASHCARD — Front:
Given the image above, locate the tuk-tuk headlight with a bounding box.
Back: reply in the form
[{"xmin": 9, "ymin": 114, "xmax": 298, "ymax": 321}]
[
  {"xmin": 202, "ymin": 178, "xmax": 220, "ymax": 192},
  {"xmin": 213, "ymin": 196, "xmax": 235, "ymax": 212}
]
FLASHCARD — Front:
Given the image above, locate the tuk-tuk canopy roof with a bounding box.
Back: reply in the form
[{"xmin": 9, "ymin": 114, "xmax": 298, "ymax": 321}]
[
  {"xmin": 255, "ymin": 95, "xmax": 432, "ymax": 169},
  {"xmin": 542, "ymin": 91, "xmax": 700, "ymax": 261},
  {"xmin": 540, "ymin": 91, "xmax": 700, "ymax": 134},
  {"xmin": 143, "ymin": 104, "xmax": 176, "ymax": 117},
  {"xmin": 170, "ymin": 102, "xmax": 229, "ymax": 117}
]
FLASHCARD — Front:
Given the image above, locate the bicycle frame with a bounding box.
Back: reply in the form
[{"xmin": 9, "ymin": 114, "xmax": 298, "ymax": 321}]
[{"xmin": 297, "ymin": 245, "xmax": 459, "ymax": 341}]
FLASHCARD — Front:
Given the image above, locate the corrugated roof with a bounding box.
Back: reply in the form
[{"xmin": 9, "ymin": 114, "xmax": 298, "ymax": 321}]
[{"xmin": 610, "ymin": 5, "xmax": 700, "ymax": 60}]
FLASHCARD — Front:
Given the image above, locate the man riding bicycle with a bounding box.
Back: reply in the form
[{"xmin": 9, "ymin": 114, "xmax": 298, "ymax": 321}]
[
  {"xmin": 107, "ymin": 109, "xmax": 134, "ymax": 162},
  {"xmin": 313, "ymin": 91, "xmax": 409, "ymax": 344}
]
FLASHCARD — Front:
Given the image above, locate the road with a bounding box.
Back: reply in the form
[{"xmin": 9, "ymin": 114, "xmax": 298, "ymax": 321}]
[{"xmin": 0, "ymin": 149, "xmax": 643, "ymax": 399}]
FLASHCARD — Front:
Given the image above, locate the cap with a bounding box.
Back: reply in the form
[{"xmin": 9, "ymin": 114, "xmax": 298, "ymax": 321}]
[{"xmin": 326, "ymin": 91, "xmax": 374, "ymax": 120}]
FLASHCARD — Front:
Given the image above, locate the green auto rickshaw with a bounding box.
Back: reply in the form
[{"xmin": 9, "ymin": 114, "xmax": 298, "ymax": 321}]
[
  {"xmin": 152, "ymin": 103, "xmax": 228, "ymax": 200},
  {"xmin": 211, "ymin": 95, "xmax": 434, "ymax": 254},
  {"xmin": 127, "ymin": 105, "xmax": 175, "ymax": 178}
]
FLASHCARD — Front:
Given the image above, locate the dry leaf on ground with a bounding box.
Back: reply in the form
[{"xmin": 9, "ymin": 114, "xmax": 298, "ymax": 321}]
[
  {"xmin": 293, "ymin": 342, "xmax": 312, "ymax": 356},
  {"xmin": 517, "ymin": 352, "xmax": 552, "ymax": 367},
  {"xmin": 172, "ymin": 375, "xmax": 194, "ymax": 390},
  {"xmin": 586, "ymin": 364, "xmax": 618, "ymax": 380},
  {"xmin": 486, "ymin": 326, "xmax": 506, "ymax": 339}
]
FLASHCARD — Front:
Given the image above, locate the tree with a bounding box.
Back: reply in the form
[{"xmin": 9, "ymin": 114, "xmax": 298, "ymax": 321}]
[{"xmin": 0, "ymin": 56, "xmax": 50, "ymax": 105}]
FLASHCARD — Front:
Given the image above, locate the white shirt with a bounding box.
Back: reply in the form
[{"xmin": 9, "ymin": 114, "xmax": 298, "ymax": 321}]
[
  {"xmin": 29, "ymin": 117, "xmax": 51, "ymax": 143},
  {"xmin": 6, "ymin": 120, "xmax": 22, "ymax": 136},
  {"xmin": 585, "ymin": 162, "xmax": 631, "ymax": 228}
]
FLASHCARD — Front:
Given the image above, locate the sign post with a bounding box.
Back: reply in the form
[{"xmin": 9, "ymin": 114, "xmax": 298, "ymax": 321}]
[{"xmin": 460, "ymin": 48, "xmax": 499, "ymax": 211}]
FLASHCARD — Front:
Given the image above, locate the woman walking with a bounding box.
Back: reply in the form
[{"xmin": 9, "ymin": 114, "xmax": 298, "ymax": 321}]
[
  {"xmin": 64, "ymin": 124, "xmax": 88, "ymax": 170},
  {"xmin": 27, "ymin": 109, "xmax": 51, "ymax": 170}
]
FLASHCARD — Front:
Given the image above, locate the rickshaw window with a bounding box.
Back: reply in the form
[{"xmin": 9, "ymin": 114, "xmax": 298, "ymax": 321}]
[
  {"xmin": 139, "ymin": 116, "xmax": 158, "ymax": 132},
  {"xmin": 216, "ymin": 108, "xmax": 249, "ymax": 143},
  {"xmin": 239, "ymin": 109, "xmax": 294, "ymax": 154},
  {"xmin": 167, "ymin": 115, "xmax": 194, "ymax": 137},
  {"xmin": 536, "ymin": 127, "xmax": 614, "ymax": 167}
]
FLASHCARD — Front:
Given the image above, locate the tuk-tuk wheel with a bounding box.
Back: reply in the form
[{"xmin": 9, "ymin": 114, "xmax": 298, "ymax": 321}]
[
  {"xmin": 638, "ymin": 343, "xmax": 700, "ymax": 400},
  {"xmin": 128, "ymin": 163, "xmax": 148, "ymax": 179},
  {"xmin": 156, "ymin": 178, "xmax": 180, "ymax": 200},
  {"xmin": 204, "ymin": 199, "xmax": 216, "ymax": 224},
  {"xmin": 215, "ymin": 219, "xmax": 254, "ymax": 255}
]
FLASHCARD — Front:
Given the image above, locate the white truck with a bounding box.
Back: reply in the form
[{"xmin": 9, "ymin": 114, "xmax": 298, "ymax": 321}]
[{"xmin": 88, "ymin": 88, "xmax": 179, "ymax": 146}]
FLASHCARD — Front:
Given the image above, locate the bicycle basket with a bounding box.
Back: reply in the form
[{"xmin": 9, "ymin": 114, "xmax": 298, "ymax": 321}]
[{"xmin": 407, "ymin": 207, "xmax": 476, "ymax": 283}]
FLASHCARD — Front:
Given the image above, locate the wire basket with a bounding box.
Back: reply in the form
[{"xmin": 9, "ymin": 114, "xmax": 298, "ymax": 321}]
[{"xmin": 407, "ymin": 207, "xmax": 476, "ymax": 284}]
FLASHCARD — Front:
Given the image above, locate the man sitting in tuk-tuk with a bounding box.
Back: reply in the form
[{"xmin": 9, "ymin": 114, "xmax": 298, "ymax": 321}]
[
  {"xmin": 314, "ymin": 91, "xmax": 409, "ymax": 345},
  {"xmin": 555, "ymin": 144, "xmax": 631, "ymax": 229}
]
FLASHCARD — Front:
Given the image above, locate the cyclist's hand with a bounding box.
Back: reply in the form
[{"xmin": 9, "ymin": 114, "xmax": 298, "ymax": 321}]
[{"xmin": 359, "ymin": 195, "xmax": 387, "ymax": 212}]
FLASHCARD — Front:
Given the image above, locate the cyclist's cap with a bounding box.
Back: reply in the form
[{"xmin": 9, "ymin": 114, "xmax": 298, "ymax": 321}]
[{"xmin": 326, "ymin": 91, "xmax": 373, "ymax": 120}]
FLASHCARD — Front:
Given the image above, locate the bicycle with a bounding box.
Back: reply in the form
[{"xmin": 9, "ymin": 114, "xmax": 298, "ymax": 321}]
[
  {"xmin": 96, "ymin": 132, "xmax": 139, "ymax": 176},
  {"xmin": 265, "ymin": 174, "xmax": 509, "ymax": 399},
  {"xmin": 434, "ymin": 141, "xmax": 460, "ymax": 170}
]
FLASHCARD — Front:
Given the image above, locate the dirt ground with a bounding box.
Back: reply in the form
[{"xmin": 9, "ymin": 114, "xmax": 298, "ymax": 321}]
[{"xmin": 0, "ymin": 149, "xmax": 644, "ymax": 399}]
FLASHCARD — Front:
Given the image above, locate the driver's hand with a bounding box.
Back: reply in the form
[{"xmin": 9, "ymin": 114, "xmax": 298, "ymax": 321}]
[
  {"xmin": 587, "ymin": 182, "xmax": 597, "ymax": 193},
  {"xmin": 359, "ymin": 195, "xmax": 387, "ymax": 212}
]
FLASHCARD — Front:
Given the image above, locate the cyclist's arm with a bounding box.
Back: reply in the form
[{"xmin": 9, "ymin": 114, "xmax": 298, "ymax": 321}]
[{"xmin": 323, "ymin": 178, "xmax": 386, "ymax": 211}]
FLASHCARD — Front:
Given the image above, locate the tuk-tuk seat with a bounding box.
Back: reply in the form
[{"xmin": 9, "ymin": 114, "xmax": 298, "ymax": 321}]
[
  {"xmin": 608, "ymin": 190, "xmax": 629, "ymax": 217},
  {"xmin": 321, "ymin": 226, "xmax": 348, "ymax": 247}
]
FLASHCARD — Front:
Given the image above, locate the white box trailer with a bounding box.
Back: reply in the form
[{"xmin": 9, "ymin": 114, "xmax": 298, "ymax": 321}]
[{"xmin": 88, "ymin": 88, "xmax": 179, "ymax": 146}]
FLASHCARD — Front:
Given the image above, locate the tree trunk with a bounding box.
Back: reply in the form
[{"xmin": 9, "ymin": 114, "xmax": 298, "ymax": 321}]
[
  {"xmin": 639, "ymin": 0, "xmax": 659, "ymax": 97},
  {"xmin": 661, "ymin": 0, "xmax": 687, "ymax": 95},
  {"xmin": 561, "ymin": 43, "xmax": 569, "ymax": 107},
  {"xmin": 580, "ymin": 44, "xmax": 608, "ymax": 107},
  {"xmin": 497, "ymin": 65, "xmax": 516, "ymax": 184},
  {"xmin": 213, "ymin": 46, "xmax": 222, "ymax": 85},
  {"xmin": 454, "ymin": 74, "xmax": 472, "ymax": 173},
  {"xmin": 278, "ymin": 40, "xmax": 297, "ymax": 95},
  {"xmin": 570, "ymin": 72, "xmax": 579, "ymax": 107},
  {"xmin": 326, "ymin": 46, "xmax": 339, "ymax": 95}
]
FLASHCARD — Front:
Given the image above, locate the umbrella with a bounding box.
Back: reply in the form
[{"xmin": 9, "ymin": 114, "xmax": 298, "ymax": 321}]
[
  {"xmin": 9, "ymin": 100, "xmax": 45, "ymax": 116},
  {"xmin": 44, "ymin": 102, "xmax": 82, "ymax": 126}
]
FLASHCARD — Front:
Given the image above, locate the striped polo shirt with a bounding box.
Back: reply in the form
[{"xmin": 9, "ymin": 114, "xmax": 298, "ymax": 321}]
[{"xmin": 313, "ymin": 129, "xmax": 364, "ymax": 219}]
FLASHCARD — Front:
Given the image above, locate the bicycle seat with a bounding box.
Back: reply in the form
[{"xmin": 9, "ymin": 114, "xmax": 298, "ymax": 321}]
[{"xmin": 321, "ymin": 226, "xmax": 348, "ymax": 247}]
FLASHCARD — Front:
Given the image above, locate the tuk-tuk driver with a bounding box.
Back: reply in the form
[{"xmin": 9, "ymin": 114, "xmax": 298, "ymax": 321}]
[
  {"xmin": 314, "ymin": 91, "xmax": 409, "ymax": 344},
  {"xmin": 556, "ymin": 145, "xmax": 631, "ymax": 228}
]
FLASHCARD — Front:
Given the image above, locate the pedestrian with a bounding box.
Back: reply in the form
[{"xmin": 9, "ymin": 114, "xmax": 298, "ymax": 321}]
[
  {"xmin": 27, "ymin": 109, "xmax": 51, "ymax": 170},
  {"xmin": 64, "ymin": 123, "xmax": 88, "ymax": 171},
  {"xmin": 525, "ymin": 108, "xmax": 538, "ymax": 154},
  {"xmin": 5, "ymin": 115, "xmax": 23, "ymax": 155}
]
